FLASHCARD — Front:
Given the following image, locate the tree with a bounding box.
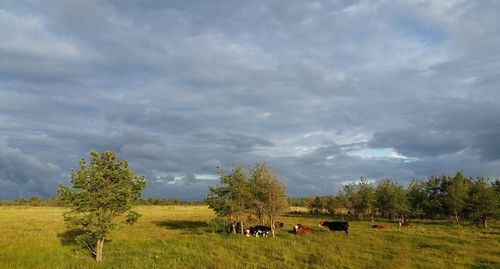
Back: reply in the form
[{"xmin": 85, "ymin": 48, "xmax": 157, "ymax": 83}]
[
  {"xmin": 207, "ymin": 166, "xmax": 251, "ymax": 234},
  {"xmin": 343, "ymin": 178, "xmax": 375, "ymax": 219},
  {"xmin": 425, "ymin": 176, "xmax": 445, "ymax": 219},
  {"xmin": 305, "ymin": 194, "xmax": 315, "ymax": 213},
  {"xmin": 17, "ymin": 197, "xmax": 26, "ymax": 206},
  {"xmin": 493, "ymin": 179, "xmax": 500, "ymax": 192},
  {"xmin": 47, "ymin": 195, "xmax": 63, "ymax": 207},
  {"xmin": 466, "ymin": 177, "xmax": 498, "ymax": 228},
  {"xmin": 57, "ymin": 150, "xmax": 146, "ymax": 262},
  {"xmin": 324, "ymin": 196, "xmax": 338, "ymax": 216},
  {"xmin": 250, "ymin": 163, "xmax": 288, "ymax": 237},
  {"xmin": 310, "ymin": 196, "xmax": 324, "ymax": 214},
  {"xmin": 28, "ymin": 195, "xmax": 45, "ymax": 206},
  {"xmin": 444, "ymin": 172, "xmax": 470, "ymax": 223},
  {"xmin": 375, "ymin": 179, "xmax": 409, "ymax": 221},
  {"xmin": 336, "ymin": 193, "xmax": 351, "ymax": 220},
  {"xmin": 407, "ymin": 179, "xmax": 427, "ymax": 219}
]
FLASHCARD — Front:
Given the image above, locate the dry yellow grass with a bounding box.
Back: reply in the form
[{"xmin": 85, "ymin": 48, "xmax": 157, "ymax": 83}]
[{"xmin": 0, "ymin": 206, "xmax": 498, "ymax": 268}]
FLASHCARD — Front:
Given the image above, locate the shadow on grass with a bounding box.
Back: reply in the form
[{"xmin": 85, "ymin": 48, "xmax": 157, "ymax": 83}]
[
  {"xmin": 153, "ymin": 220, "xmax": 207, "ymax": 233},
  {"xmin": 57, "ymin": 229, "xmax": 111, "ymax": 247},
  {"xmin": 57, "ymin": 228, "xmax": 87, "ymax": 246}
]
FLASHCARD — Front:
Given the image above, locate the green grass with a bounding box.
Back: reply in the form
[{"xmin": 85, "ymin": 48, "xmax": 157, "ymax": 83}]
[{"xmin": 0, "ymin": 206, "xmax": 499, "ymax": 269}]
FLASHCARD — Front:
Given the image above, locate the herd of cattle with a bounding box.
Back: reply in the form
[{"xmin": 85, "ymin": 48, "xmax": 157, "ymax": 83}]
[
  {"xmin": 227, "ymin": 220, "xmax": 351, "ymax": 237},
  {"xmin": 228, "ymin": 220, "xmax": 412, "ymax": 237}
]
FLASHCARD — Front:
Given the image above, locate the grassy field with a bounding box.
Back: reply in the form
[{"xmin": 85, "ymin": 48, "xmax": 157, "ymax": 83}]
[{"xmin": 0, "ymin": 206, "xmax": 499, "ymax": 269}]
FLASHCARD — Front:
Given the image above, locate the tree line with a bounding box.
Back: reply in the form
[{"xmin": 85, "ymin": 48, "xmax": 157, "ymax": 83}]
[
  {"xmin": 1, "ymin": 149, "xmax": 498, "ymax": 263},
  {"xmin": 295, "ymin": 173, "xmax": 499, "ymax": 228}
]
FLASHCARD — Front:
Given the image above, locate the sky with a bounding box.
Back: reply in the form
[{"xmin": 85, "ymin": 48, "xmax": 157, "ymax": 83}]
[{"xmin": 1, "ymin": 0, "xmax": 500, "ymax": 200}]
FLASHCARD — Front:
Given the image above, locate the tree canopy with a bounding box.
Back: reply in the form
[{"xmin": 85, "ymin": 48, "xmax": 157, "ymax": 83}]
[
  {"xmin": 57, "ymin": 150, "xmax": 146, "ymax": 261},
  {"xmin": 207, "ymin": 163, "xmax": 288, "ymax": 237}
]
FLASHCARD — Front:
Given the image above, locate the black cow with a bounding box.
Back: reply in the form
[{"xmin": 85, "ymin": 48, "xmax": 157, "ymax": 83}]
[
  {"xmin": 319, "ymin": 221, "xmax": 349, "ymax": 235},
  {"xmin": 245, "ymin": 225, "xmax": 271, "ymax": 237}
]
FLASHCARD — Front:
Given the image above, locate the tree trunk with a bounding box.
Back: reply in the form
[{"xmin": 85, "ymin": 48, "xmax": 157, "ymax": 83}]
[
  {"xmin": 454, "ymin": 210, "xmax": 459, "ymax": 223},
  {"xmin": 483, "ymin": 217, "xmax": 487, "ymax": 228},
  {"xmin": 240, "ymin": 221, "xmax": 244, "ymax": 235},
  {"xmin": 95, "ymin": 237, "xmax": 104, "ymax": 262},
  {"xmin": 270, "ymin": 218, "xmax": 275, "ymax": 238},
  {"xmin": 231, "ymin": 222, "xmax": 236, "ymax": 234}
]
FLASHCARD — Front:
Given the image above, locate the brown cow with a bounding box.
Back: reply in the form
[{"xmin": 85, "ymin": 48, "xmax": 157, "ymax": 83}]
[{"xmin": 293, "ymin": 224, "xmax": 315, "ymax": 234}]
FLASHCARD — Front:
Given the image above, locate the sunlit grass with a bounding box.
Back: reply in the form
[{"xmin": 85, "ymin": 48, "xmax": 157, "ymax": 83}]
[{"xmin": 0, "ymin": 206, "xmax": 498, "ymax": 268}]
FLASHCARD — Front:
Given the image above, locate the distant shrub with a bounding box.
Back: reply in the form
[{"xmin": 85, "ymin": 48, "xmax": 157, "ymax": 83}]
[{"xmin": 28, "ymin": 195, "xmax": 45, "ymax": 206}]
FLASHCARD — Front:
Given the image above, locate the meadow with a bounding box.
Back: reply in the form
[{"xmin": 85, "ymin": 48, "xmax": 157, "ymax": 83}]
[{"xmin": 0, "ymin": 206, "xmax": 499, "ymax": 269}]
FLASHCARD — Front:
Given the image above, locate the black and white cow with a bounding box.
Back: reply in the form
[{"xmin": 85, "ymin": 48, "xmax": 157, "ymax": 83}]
[{"xmin": 245, "ymin": 225, "xmax": 271, "ymax": 237}]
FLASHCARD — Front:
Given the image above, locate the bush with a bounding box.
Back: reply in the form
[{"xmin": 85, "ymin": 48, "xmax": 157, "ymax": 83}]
[{"xmin": 206, "ymin": 218, "xmax": 228, "ymax": 234}]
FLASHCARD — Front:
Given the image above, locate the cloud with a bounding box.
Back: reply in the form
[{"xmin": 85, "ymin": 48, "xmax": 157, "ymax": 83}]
[
  {"xmin": 0, "ymin": 141, "xmax": 62, "ymax": 199},
  {"xmin": 369, "ymin": 129, "xmax": 466, "ymax": 157},
  {"xmin": 1, "ymin": 0, "xmax": 500, "ymax": 199}
]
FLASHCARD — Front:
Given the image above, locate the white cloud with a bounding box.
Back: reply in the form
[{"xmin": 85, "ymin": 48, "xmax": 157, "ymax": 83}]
[{"xmin": 0, "ymin": 10, "xmax": 82, "ymax": 60}]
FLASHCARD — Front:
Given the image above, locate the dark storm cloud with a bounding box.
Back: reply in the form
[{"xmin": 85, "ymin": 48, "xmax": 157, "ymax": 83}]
[
  {"xmin": 1, "ymin": 0, "xmax": 500, "ymax": 199},
  {"xmin": 369, "ymin": 129, "xmax": 466, "ymax": 157},
  {"xmin": 0, "ymin": 142, "xmax": 62, "ymax": 199}
]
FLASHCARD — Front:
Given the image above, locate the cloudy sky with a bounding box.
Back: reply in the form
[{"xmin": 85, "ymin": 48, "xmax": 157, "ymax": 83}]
[{"xmin": 1, "ymin": 0, "xmax": 499, "ymax": 200}]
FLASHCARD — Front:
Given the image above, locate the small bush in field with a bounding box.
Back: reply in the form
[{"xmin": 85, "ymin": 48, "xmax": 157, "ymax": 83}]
[{"xmin": 206, "ymin": 218, "xmax": 228, "ymax": 234}]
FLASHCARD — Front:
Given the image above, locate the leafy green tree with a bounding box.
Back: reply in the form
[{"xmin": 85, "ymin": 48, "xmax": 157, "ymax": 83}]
[
  {"xmin": 250, "ymin": 163, "xmax": 288, "ymax": 237},
  {"xmin": 17, "ymin": 197, "xmax": 26, "ymax": 206},
  {"xmin": 207, "ymin": 183, "xmax": 233, "ymax": 228},
  {"xmin": 57, "ymin": 150, "xmax": 146, "ymax": 262},
  {"xmin": 310, "ymin": 196, "xmax": 324, "ymax": 214},
  {"xmin": 207, "ymin": 166, "xmax": 251, "ymax": 234},
  {"xmin": 425, "ymin": 176, "xmax": 445, "ymax": 219},
  {"xmin": 375, "ymin": 179, "xmax": 408, "ymax": 221},
  {"xmin": 28, "ymin": 195, "xmax": 45, "ymax": 206},
  {"xmin": 444, "ymin": 172, "xmax": 471, "ymax": 223},
  {"xmin": 466, "ymin": 177, "xmax": 498, "ymax": 228},
  {"xmin": 305, "ymin": 194, "xmax": 315, "ymax": 213},
  {"xmin": 493, "ymin": 179, "xmax": 500, "ymax": 192},
  {"xmin": 407, "ymin": 179, "xmax": 427, "ymax": 219},
  {"xmin": 343, "ymin": 178, "xmax": 375, "ymax": 219},
  {"xmin": 288, "ymin": 197, "xmax": 306, "ymax": 207},
  {"xmin": 47, "ymin": 195, "xmax": 63, "ymax": 207},
  {"xmin": 230, "ymin": 167, "xmax": 253, "ymax": 234},
  {"xmin": 324, "ymin": 196, "xmax": 338, "ymax": 216},
  {"xmin": 336, "ymin": 193, "xmax": 351, "ymax": 220}
]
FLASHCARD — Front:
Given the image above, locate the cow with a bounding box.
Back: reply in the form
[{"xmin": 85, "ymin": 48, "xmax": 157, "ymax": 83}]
[
  {"xmin": 319, "ymin": 221, "xmax": 349, "ymax": 235},
  {"xmin": 293, "ymin": 224, "xmax": 315, "ymax": 234},
  {"xmin": 371, "ymin": 224, "xmax": 386, "ymax": 229},
  {"xmin": 398, "ymin": 221, "xmax": 411, "ymax": 228},
  {"xmin": 245, "ymin": 225, "xmax": 271, "ymax": 237}
]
